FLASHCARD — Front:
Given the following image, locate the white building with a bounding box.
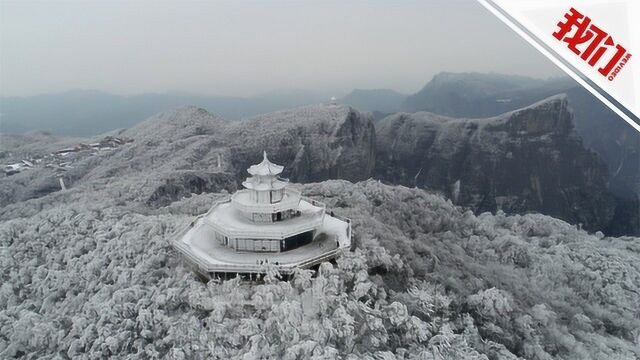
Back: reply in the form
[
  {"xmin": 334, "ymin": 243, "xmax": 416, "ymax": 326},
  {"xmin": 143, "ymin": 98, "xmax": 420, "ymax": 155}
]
[{"xmin": 173, "ymin": 151, "xmax": 351, "ymax": 279}]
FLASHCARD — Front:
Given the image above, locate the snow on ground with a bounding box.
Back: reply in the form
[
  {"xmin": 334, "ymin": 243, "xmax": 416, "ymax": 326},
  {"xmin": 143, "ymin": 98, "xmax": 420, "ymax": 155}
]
[
  {"xmin": 206, "ymin": 199, "xmax": 322, "ymax": 234},
  {"xmin": 1, "ymin": 178, "xmax": 639, "ymax": 359}
]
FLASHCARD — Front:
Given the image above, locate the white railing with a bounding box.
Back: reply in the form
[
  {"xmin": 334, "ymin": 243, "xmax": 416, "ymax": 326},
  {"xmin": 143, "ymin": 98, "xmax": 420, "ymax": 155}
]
[
  {"xmin": 173, "ymin": 239, "xmax": 211, "ymax": 273},
  {"xmin": 326, "ymin": 212, "xmax": 352, "ymax": 241},
  {"xmin": 173, "ymin": 237, "xmax": 345, "ymax": 275},
  {"xmin": 203, "ymin": 210, "xmax": 325, "ymax": 240},
  {"xmin": 301, "ymin": 196, "xmax": 327, "ymax": 212},
  {"xmin": 231, "ymin": 188, "xmax": 301, "ymax": 214},
  {"xmin": 204, "ymin": 197, "xmax": 231, "ymax": 217}
]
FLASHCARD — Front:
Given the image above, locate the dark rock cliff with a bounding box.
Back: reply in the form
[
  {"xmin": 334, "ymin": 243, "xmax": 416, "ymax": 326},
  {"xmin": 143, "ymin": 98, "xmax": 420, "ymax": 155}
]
[
  {"xmin": 224, "ymin": 104, "xmax": 376, "ymax": 184},
  {"xmin": 397, "ymin": 72, "xmax": 640, "ymax": 235},
  {"xmin": 376, "ymin": 95, "xmax": 616, "ymax": 232}
]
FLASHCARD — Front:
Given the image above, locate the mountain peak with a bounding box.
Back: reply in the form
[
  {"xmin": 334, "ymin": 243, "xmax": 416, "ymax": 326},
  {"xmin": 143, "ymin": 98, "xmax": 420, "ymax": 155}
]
[
  {"xmin": 123, "ymin": 105, "xmax": 226, "ymax": 140},
  {"xmin": 487, "ymin": 93, "xmax": 572, "ymax": 135}
]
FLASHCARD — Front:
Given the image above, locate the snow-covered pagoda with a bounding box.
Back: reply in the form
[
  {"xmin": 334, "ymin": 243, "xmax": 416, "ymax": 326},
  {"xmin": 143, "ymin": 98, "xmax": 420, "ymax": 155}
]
[{"xmin": 173, "ymin": 151, "xmax": 352, "ymax": 279}]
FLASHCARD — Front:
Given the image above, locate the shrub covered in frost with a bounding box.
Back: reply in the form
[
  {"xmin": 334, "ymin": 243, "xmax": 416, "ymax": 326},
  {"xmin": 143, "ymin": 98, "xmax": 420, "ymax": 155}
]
[{"xmin": 0, "ymin": 178, "xmax": 638, "ymax": 359}]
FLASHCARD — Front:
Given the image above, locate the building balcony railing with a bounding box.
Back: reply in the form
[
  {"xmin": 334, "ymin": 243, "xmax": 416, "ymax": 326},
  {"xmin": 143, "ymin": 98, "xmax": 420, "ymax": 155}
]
[
  {"xmin": 173, "ymin": 235, "xmax": 348, "ymax": 276},
  {"xmin": 204, "ymin": 209, "xmax": 325, "ymax": 240},
  {"xmin": 231, "ymin": 188, "xmax": 302, "ymax": 214},
  {"xmin": 302, "ymin": 196, "xmax": 327, "ymax": 211},
  {"xmin": 195, "ymin": 194, "xmax": 331, "ymax": 241},
  {"xmin": 171, "ymin": 193, "xmax": 350, "ymax": 277}
]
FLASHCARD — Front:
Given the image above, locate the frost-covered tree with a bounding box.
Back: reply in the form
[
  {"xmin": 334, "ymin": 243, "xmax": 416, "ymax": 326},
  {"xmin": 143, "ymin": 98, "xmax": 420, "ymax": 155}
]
[{"xmin": 1, "ymin": 177, "xmax": 639, "ymax": 359}]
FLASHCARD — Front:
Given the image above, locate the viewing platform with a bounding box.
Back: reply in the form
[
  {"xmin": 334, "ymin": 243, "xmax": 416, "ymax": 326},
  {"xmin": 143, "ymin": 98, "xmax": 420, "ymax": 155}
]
[
  {"xmin": 208, "ymin": 196, "xmax": 324, "ymax": 240},
  {"xmin": 174, "ymin": 205, "xmax": 351, "ymax": 278},
  {"xmin": 231, "ymin": 188, "xmax": 304, "ymax": 214},
  {"xmin": 173, "ymin": 151, "xmax": 352, "ymax": 280}
]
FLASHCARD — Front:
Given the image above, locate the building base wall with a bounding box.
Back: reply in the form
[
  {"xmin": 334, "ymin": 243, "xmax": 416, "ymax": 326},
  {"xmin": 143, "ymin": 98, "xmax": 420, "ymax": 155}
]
[
  {"xmin": 235, "ymin": 238, "xmax": 281, "ymax": 252},
  {"xmin": 281, "ymin": 230, "xmax": 314, "ymax": 252},
  {"xmin": 242, "ymin": 209, "xmax": 301, "ymax": 223}
]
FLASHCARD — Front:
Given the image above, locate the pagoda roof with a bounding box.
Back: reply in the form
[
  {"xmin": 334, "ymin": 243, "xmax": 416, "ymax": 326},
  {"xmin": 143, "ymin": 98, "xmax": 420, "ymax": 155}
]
[{"xmin": 247, "ymin": 151, "xmax": 284, "ymax": 176}]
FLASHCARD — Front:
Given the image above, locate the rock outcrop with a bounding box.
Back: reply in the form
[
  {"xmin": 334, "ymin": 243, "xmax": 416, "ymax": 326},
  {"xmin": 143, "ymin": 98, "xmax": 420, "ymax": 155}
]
[
  {"xmin": 375, "ymin": 95, "xmax": 616, "ymax": 232},
  {"xmin": 145, "ymin": 171, "xmax": 237, "ymax": 208},
  {"xmin": 397, "ymin": 72, "xmax": 640, "ymax": 235},
  {"xmin": 224, "ymin": 104, "xmax": 376, "ymax": 183}
]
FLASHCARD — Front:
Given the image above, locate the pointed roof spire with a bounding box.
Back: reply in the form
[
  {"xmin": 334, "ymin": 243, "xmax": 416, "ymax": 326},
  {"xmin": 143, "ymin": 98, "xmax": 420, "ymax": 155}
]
[{"xmin": 247, "ymin": 150, "xmax": 284, "ymax": 176}]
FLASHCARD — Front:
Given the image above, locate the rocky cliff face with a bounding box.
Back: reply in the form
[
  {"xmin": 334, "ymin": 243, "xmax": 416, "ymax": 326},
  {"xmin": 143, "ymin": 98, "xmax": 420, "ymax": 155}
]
[
  {"xmin": 376, "ymin": 95, "xmax": 616, "ymax": 232},
  {"xmin": 224, "ymin": 104, "xmax": 376, "ymax": 183},
  {"xmin": 397, "ymin": 72, "xmax": 640, "ymax": 235}
]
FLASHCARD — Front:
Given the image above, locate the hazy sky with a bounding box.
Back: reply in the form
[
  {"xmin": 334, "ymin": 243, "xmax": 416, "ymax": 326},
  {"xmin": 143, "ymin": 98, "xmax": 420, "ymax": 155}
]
[{"xmin": 0, "ymin": 0, "xmax": 564, "ymax": 97}]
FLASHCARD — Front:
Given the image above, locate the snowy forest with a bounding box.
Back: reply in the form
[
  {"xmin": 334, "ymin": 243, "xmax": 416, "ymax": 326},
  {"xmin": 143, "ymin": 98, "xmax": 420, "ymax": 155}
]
[{"xmin": 1, "ymin": 176, "xmax": 639, "ymax": 358}]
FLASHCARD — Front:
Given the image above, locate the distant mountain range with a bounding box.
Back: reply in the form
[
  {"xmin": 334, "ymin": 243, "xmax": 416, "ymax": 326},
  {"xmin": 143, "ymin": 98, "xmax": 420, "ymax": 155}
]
[{"xmin": 0, "ymin": 89, "xmax": 329, "ymax": 136}]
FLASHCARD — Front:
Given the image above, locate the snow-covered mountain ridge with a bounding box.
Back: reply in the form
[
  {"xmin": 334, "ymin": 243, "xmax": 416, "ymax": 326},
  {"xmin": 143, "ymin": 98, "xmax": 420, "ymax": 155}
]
[
  {"xmin": 2, "ymin": 97, "xmax": 624, "ymax": 235},
  {"xmin": 0, "ymin": 104, "xmax": 375, "ymax": 213},
  {"xmin": 376, "ymin": 95, "xmax": 620, "ymax": 234}
]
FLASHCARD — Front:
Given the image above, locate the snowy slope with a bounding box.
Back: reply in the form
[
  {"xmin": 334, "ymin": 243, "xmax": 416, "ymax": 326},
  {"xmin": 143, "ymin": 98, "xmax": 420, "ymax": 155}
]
[{"xmin": 0, "ymin": 178, "xmax": 638, "ymax": 359}]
